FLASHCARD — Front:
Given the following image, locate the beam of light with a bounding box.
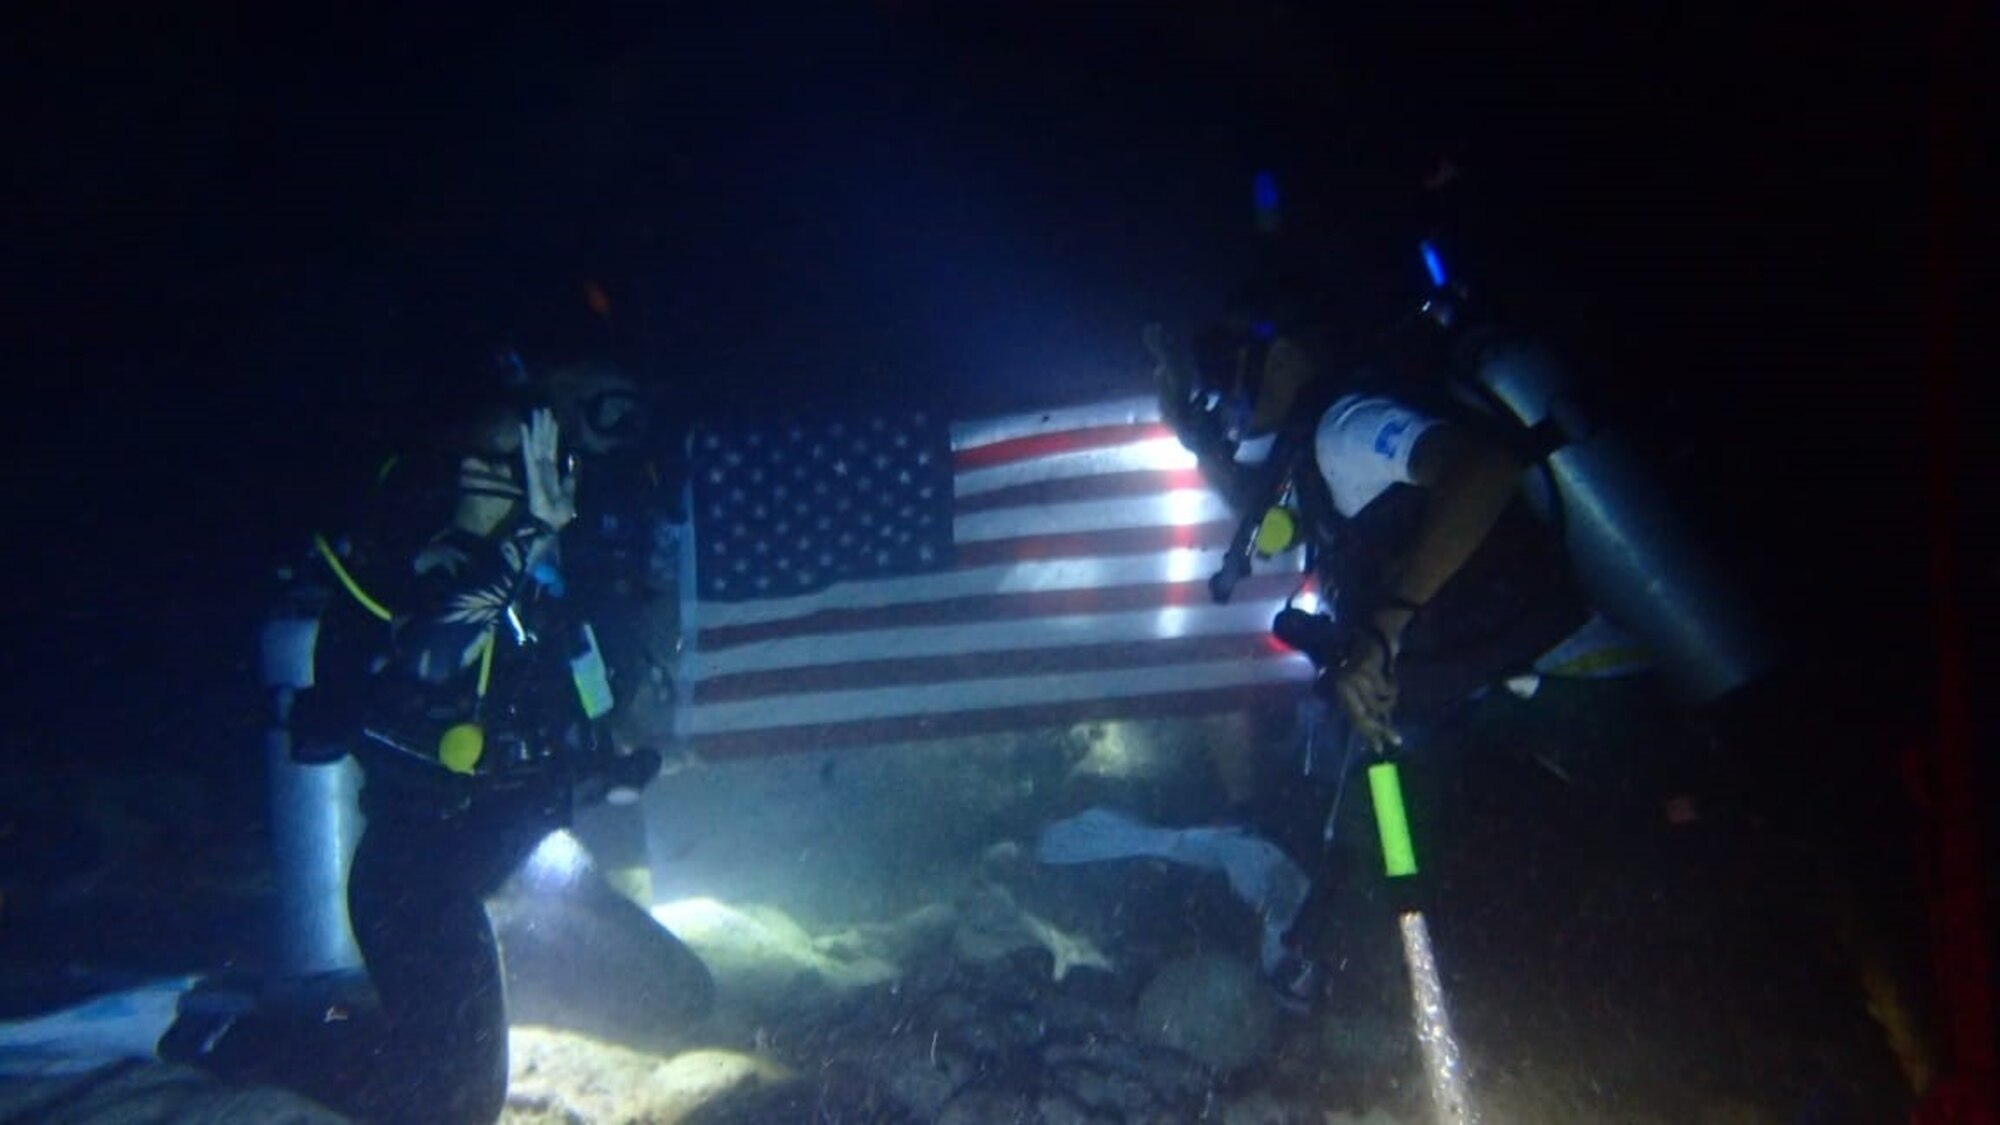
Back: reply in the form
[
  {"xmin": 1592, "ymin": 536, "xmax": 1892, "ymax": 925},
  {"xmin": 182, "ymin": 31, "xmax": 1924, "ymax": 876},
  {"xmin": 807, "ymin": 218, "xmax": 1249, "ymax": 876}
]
[
  {"xmin": 1421, "ymin": 240, "xmax": 1449, "ymax": 289},
  {"xmin": 1151, "ymin": 605, "xmax": 1191, "ymax": 639},
  {"xmin": 648, "ymin": 897, "xmax": 900, "ymax": 989},
  {"xmin": 1137, "ymin": 435, "xmax": 1200, "ymax": 472},
  {"xmin": 1162, "ymin": 487, "xmax": 1219, "ymax": 528},
  {"xmin": 1164, "ymin": 547, "xmax": 1210, "ymax": 584},
  {"xmin": 521, "ymin": 829, "xmax": 595, "ymax": 893},
  {"xmin": 1400, "ymin": 909, "xmax": 1479, "ymax": 1124}
]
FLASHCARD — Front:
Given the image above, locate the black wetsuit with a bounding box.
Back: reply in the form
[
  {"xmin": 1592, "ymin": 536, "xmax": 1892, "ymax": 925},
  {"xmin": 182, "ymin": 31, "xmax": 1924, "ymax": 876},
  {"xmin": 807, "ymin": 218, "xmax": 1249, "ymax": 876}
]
[
  {"xmin": 185, "ymin": 445, "xmax": 704, "ymax": 1122},
  {"xmin": 1316, "ymin": 475, "xmax": 1589, "ymax": 723},
  {"xmin": 1194, "ymin": 377, "xmax": 1591, "ymax": 974},
  {"xmin": 303, "ymin": 454, "xmax": 628, "ymax": 1124},
  {"xmin": 342, "ymin": 503, "xmax": 571, "ymax": 1125}
]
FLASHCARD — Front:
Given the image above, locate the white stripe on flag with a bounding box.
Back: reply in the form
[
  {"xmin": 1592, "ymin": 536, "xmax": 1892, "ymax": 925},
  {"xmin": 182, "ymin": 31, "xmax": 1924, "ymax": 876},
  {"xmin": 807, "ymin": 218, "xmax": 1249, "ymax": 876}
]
[
  {"xmin": 699, "ymin": 599, "xmax": 1289, "ymax": 679},
  {"xmin": 693, "ymin": 551, "xmax": 1229, "ymax": 629},
  {"xmin": 955, "ymin": 491, "xmax": 1231, "ymax": 544}
]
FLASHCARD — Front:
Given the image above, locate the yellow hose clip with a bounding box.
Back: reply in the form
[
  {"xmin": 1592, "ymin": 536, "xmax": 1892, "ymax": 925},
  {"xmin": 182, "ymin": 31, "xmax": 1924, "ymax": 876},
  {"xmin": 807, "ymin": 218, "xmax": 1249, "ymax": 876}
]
[
  {"xmin": 474, "ymin": 625, "xmax": 496, "ymax": 701},
  {"xmin": 438, "ymin": 723, "xmax": 485, "ymax": 775},
  {"xmin": 1253, "ymin": 506, "xmax": 1299, "ymax": 557},
  {"xmin": 439, "ymin": 628, "xmax": 499, "ymax": 775}
]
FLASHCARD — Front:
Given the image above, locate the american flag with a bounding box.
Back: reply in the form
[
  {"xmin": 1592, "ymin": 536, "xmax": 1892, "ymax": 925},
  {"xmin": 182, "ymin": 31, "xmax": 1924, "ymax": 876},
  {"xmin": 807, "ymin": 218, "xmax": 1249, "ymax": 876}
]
[{"xmin": 674, "ymin": 397, "xmax": 1315, "ymax": 758}]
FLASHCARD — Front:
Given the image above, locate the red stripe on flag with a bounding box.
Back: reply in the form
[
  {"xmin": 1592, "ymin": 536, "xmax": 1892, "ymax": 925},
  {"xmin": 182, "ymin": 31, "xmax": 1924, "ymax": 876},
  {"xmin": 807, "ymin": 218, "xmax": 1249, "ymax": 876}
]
[
  {"xmin": 699, "ymin": 571, "xmax": 1301, "ymax": 651},
  {"xmin": 955, "ymin": 467, "xmax": 1212, "ymax": 515},
  {"xmin": 690, "ymin": 680, "xmax": 1305, "ymax": 759},
  {"xmin": 956, "ymin": 521, "xmax": 1237, "ymax": 568},
  {"xmin": 954, "ymin": 421, "xmax": 1176, "ymax": 472}
]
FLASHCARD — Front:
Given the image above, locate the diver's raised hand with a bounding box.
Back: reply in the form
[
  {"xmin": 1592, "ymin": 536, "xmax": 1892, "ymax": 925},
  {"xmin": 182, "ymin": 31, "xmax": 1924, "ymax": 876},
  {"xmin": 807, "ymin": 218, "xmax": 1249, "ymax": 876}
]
[{"xmin": 521, "ymin": 408, "xmax": 578, "ymax": 531}]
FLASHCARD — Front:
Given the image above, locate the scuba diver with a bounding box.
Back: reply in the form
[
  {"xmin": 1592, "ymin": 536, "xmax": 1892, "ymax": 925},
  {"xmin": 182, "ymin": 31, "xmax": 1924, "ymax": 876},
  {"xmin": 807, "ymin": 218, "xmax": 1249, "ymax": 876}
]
[
  {"xmin": 1152, "ymin": 279, "xmax": 1590, "ymax": 754},
  {"xmin": 1150, "ymin": 254, "xmax": 1772, "ymax": 1001},
  {"xmin": 230, "ymin": 365, "xmax": 709, "ymax": 1123}
]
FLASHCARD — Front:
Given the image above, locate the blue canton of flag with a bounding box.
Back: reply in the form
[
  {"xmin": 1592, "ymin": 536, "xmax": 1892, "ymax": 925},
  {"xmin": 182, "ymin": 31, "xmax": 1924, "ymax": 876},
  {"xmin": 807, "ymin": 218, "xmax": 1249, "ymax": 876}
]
[{"xmin": 689, "ymin": 413, "xmax": 957, "ymax": 602}]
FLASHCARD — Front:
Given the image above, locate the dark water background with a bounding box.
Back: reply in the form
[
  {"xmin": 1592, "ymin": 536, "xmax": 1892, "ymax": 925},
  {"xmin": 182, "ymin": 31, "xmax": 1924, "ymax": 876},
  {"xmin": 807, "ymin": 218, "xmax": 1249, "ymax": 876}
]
[{"xmin": 1, "ymin": 0, "xmax": 1978, "ymax": 981}]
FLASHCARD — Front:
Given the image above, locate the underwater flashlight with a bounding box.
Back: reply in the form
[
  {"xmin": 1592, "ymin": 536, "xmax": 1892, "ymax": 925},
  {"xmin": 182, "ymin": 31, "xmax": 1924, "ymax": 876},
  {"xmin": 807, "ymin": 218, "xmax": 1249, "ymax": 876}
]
[{"xmin": 1369, "ymin": 761, "xmax": 1418, "ymax": 878}]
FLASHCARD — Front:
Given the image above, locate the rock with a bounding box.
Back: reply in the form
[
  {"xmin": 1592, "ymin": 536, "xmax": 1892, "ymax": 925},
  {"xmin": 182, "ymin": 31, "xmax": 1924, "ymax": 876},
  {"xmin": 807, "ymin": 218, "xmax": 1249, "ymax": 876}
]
[
  {"xmin": 812, "ymin": 902, "xmax": 957, "ymax": 965},
  {"xmin": 1135, "ymin": 954, "xmax": 1277, "ymax": 1072},
  {"xmin": 952, "ymin": 886, "xmax": 1113, "ymax": 982},
  {"xmin": 804, "ymin": 963, "xmax": 1189, "ymax": 1123},
  {"xmin": 0, "ymin": 1061, "xmax": 349, "ymax": 1124},
  {"xmin": 671, "ymin": 1060, "xmax": 919, "ymax": 1124},
  {"xmin": 981, "ymin": 839, "xmax": 1024, "ymax": 870},
  {"xmin": 1317, "ymin": 1005, "xmax": 1414, "ymax": 1074},
  {"xmin": 1221, "ymin": 1089, "xmax": 1331, "ymax": 1124},
  {"xmin": 490, "ymin": 863, "xmax": 715, "ymax": 1055},
  {"xmin": 1035, "ymin": 1091, "xmax": 1110, "ymax": 1124},
  {"xmin": 865, "ymin": 1032, "xmax": 976, "ymax": 1119},
  {"xmin": 1041, "ymin": 1038, "xmax": 1210, "ymax": 1104},
  {"xmin": 650, "ymin": 898, "xmax": 898, "ymax": 1014},
  {"xmin": 1322, "ymin": 1109, "xmax": 1404, "ymax": 1125},
  {"xmin": 505, "ymin": 1028, "xmax": 790, "ymax": 1124},
  {"xmin": 1053, "ymin": 1062, "xmax": 1161, "ymax": 1117},
  {"xmin": 936, "ymin": 1087, "xmax": 1036, "ymax": 1125}
]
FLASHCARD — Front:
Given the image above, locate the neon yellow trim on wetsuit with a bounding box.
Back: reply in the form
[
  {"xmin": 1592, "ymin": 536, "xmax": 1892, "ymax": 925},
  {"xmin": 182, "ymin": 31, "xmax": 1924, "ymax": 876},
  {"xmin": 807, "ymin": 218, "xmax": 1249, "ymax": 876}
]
[
  {"xmin": 475, "ymin": 625, "xmax": 496, "ymax": 701},
  {"xmin": 312, "ymin": 533, "xmax": 394, "ymax": 623}
]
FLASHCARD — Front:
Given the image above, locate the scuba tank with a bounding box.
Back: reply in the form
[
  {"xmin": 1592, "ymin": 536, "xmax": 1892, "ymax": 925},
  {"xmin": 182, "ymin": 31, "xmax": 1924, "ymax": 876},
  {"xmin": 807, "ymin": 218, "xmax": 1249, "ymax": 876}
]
[
  {"xmin": 1180, "ymin": 238, "xmax": 1777, "ymax": 708},
  {"xmin": 253, "ymin": 447, "xmax": 491, "ymax": 995},
  {"xmin": 258, "ymin": 568, "xmax": 368, "ymax": 991},
  {"xmin": 1422, "ymin": 242, "xmax": 1779, "ymax": 705}
]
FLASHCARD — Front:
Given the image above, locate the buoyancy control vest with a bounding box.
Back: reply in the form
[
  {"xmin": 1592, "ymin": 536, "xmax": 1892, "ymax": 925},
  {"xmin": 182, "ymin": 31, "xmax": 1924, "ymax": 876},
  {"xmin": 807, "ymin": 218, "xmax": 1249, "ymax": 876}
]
[
  {"xmin": 1217, "ymin": 351, "xmax": 1592, "ymax": 720},
  {"xmin": 290, "ymin": 448, "xmax": 616, "ymax": 781},
  {"xmin": 286, "ymin": 447, "xmax": 465, "ymax": 761}
]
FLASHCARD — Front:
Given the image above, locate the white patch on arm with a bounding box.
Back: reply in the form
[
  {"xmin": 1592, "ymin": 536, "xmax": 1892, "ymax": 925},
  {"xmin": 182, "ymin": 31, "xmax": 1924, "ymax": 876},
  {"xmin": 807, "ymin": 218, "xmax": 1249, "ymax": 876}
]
[{"xmin": 1315, "ymin": 394, "xmax": 1441, "ymax": 516}]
